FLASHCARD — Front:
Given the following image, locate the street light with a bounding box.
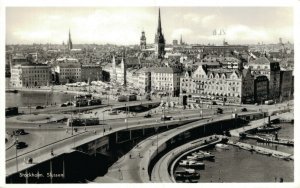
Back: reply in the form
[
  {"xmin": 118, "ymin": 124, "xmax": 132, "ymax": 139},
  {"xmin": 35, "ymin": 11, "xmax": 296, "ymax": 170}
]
[{"xmin": 14, "ymin": 136, "xmax": 19, "ymax": 172}]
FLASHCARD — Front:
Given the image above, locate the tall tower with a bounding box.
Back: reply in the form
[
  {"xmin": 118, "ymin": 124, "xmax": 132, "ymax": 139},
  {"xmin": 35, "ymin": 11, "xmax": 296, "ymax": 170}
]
[
  {"xmin": 140, "ymin": 31, "xmax": 147, "ymax": 50},
  {"xmin": 154, "ymin": 8, "xmax": 165, "ymax": 59},
  {"xmin": 67, "ymin": 29, "xmax": 73, "ymax": 50}
]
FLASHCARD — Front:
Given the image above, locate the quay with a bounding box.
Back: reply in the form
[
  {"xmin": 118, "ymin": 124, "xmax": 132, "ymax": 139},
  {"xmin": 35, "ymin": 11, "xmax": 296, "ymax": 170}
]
[
  {"xmin": 240, "ymin": 133, "xmax": 294, "ymax": 146},
  {"xmin": 230, "ymin": 112, "xmax": 293, "ymax": 137},
  {"xmin": 227, "ymin": 140, "xmax": 293, "ymax": 160}
]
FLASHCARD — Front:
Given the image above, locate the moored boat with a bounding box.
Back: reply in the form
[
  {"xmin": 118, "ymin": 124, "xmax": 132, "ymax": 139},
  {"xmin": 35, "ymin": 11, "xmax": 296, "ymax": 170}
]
[
  {"xmin": 215, "ymin": 143, "xmax": 229, "ymax": 150},
  {"xmin": 179, "ymin": 160, "xmax": 205, "ymax": 169}
]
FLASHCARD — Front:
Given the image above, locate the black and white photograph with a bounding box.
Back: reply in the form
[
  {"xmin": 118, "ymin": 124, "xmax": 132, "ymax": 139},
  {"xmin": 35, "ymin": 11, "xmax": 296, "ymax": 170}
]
[{"xmin": 1, "ymin": 0, "xmax": 299, "ymax": 187}]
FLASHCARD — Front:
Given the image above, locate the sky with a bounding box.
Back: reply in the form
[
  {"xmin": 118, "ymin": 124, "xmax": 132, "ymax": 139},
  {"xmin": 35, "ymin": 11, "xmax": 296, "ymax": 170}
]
[{"xmin": 6, "ymin": 7, "xmax": 293, "ymax": 45}]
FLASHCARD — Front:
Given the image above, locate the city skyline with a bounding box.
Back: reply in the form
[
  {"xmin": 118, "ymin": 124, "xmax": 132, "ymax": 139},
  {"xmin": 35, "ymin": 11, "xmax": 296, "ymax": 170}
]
[{"xmin": 6, "ymin": 7, "xmax": 293, "ymax": 45}]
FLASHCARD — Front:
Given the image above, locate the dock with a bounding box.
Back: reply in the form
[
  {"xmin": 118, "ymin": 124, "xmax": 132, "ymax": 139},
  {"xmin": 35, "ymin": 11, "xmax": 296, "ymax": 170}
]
[
  {"xmin": 229, "ymin": 117, "xmax": 275, "ymax": 137},
  {"xmin": 241, "ymin": 133, "xmax": 294, "ymax": 146},
  {"xmin": 227, "ymin": 140, "xmax": 293, "ymax": 160}
]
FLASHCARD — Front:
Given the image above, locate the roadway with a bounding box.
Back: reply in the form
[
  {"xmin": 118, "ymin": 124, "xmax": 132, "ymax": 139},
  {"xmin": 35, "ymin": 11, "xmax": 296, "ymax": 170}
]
[
  {"xmin": 5, "ymin": 113, "xmax": 203, "ymax": 176},
  {"xmin": 5, "ymin": 104, "xmax": 242, "ymax": 160},
  {"xmin": 94, "ymin": 113, "xmax": 235, "ymax": 183}
]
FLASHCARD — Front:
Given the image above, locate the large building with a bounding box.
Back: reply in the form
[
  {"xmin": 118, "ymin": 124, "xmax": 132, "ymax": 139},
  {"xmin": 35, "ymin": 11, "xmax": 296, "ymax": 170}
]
[
  {"xmin": 136, "ymin": 67, "xmax": 151, "ymax": 94},
  {"xmin": 180, "ymin": 65, "xmax": 254, "ymax": 104},
  {"xmin": 254, "ymin": 75, "xmax": 269, "ymax": 103},
  {"xmin": 279, "ymin": 70, "xmax": 293, "ymax": 101},
  {"xmin": 10, "ymin": 64, "xmax": 51, "ymax": 87},
  {"xmin": 81, "ymin": 64, "xmax": 102, "ymax": 84},
  {"xmin": 151, "ymin": 67, "xmax": 181, "ymax": 96},
  {"xmin": 54, "ymin": 63, "xmax": 81, "ymax": 84},
  {"xmin": 247, "ymin": 57, "xmax": 281, "ymax": 101},
  {"xmin": 154, "ymin": 8, "xmax": 165, "ymax": 59}
]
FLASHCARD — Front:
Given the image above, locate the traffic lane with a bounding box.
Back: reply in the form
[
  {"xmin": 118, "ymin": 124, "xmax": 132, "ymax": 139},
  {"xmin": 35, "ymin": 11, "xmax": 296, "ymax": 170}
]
[
  {"xmin": 5, "ymin": 108, "xmax": 235, "ymax": 161},
  {"xmin": 6, "ymin": 131, "xmax": 97, "ymax": 175},
  {"xmin": 6, "ymin": 128, "xmax": 85, "ymax": 159}
]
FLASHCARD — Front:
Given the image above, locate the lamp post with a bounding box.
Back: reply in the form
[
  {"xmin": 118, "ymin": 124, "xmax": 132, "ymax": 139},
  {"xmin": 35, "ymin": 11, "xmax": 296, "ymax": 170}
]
[{"xmin": 14, "ymin": 136, "xmax": 19, "ymax": 172}]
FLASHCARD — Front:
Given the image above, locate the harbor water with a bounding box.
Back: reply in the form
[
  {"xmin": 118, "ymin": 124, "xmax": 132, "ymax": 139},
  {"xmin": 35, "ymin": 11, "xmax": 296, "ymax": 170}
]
[
  {"xmin": 175, "ymin": 122, "xmax": 294, "ymax": 182},
  {"xmin": 6, "ymin": 78, "xmax": 75, "ymax": 108}
]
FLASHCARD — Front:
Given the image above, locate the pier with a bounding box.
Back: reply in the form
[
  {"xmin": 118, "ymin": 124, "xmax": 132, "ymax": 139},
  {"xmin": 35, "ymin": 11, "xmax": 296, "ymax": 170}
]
[{"xmin": 227, "ymin": 140, "xmax": 293, "ymax": 160}]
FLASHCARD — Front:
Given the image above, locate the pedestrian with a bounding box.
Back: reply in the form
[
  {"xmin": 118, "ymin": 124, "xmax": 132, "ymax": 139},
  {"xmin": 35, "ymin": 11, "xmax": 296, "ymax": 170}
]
[
  {"xmin": 129, "ymin": 154, "xmax": 132, "ymax": 159},
  {"xmin": 51, "ymin": 149, "xmax": 54, "ymax": 156}
]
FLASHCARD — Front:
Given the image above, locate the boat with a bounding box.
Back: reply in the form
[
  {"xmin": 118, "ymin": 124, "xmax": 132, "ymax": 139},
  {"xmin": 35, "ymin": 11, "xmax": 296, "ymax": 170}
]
[
  {"xmin": 215, "ymin": 143, "xmax": 229, "ymax": 150},
  {"xmin": 238, "ymin": 144, "xmax": 255, "ymax": 152},
  {"xmin": 256, "ymin": 125, "xmax": 281, "ymax": 132},
  {"xmin": 255, "ymin": 149, "xmax": 272, "ymax": 156},
  {"xmin": 175, "ymin": 168, "xmax": 200, "ymax": 181},
  {"xmin": 179, "ymin": 160, "xmax": 205, "ymax": 169},
  {"xmin": 6, "ymin": 89, "xmax": 18, "ymax": 93},
  {"xmin": 190, "ymin": 151, "xmax": 215, "ymax": 160}
]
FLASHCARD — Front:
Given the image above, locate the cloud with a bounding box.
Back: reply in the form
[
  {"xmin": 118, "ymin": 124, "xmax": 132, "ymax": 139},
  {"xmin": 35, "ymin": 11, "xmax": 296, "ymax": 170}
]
[
  {"xmin": 225, "ymin": 25, "xmax": 269, "ymax": 41},
  {"xmin": 183, "ymin": 13, "xmax": 201, "ymax": 23},
  {"xmin": 201, "ymin": 15, "xmax": 216, "ymax": 26}
]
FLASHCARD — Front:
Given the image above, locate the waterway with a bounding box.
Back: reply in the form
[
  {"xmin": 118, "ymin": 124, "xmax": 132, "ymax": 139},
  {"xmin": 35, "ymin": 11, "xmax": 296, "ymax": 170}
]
[
  {"xmin": 175, "ymin": 122, "xmax": 294, "ymax": 182},
  {"xmin": 6, "ymin": 78, "xmax": 75, "ymax": 108}
]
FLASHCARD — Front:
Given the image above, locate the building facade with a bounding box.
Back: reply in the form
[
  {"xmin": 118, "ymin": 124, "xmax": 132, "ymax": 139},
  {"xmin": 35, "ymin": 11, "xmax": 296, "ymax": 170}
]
[
  {"xmin": 248, "ymin": 57, "xmax": 281, "ymax": 101},
  {"xmin": 10, "ymin": 64, "xmax": 51, "ymax": 87},
  {"xmin": 110, "ymin": 56, "xmax": 126, "ymax": 86},
  {"xmin": 55, "ymin": 63, "xmax": 81, "ymax": 84},
  {"xmin": 280, "ymin": 70, "xmax": 293, "ymax": 101},
  {"xmin": 180, "ymin": 65, "xmax": 252, "ymax": 104},
  {"xmin": 254, "ymin": 75, "xmax": 269, "ymax": 103},
  {"xmin": 81, "ymin": 64, "xmax": 102, "ymax": 84},
  {"xmin": 151, "ymin": 67, "xmax": 181, "ymax": 96}
]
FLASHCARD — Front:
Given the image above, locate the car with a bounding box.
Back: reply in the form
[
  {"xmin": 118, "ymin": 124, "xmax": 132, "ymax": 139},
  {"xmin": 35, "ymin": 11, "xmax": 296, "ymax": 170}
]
[
  {"xmin": 144, "ymin": 114, "xmax": 152, "ymax": 118},
  {"xmin": 216, "ymin": 108, "xmax": 223, "ymax": 114},
  {"xmin": 61, "ymin": 104, "xmax": 67, "ymax": 107},
  {"xmin": 241, "ymin": 108, "xmax": 248, "ymax": 112},
  {"xmin": 16, "ymin": 142, "xmax": 28, "ymax": 149},
  {"xmin": 211, "ymin": 101, "xmax": 217, "ymax": 105},
  {"xmin": 25, "ymin": 157, "xmax": 33, "ymax": 164},
  {"xmin": 36, "ymin": 106, "xmax": 44, "ymax": 109},
  {"xmin": 109, "ymin": 111, "xmax": 118, "ymax": 115},
  {"xmin": 14, "ymin": 129, "xmax": 26, "ymax": 135},
  {"xmin": 161, "ymin": 116, "xmax": 172, "ymax": 121}
]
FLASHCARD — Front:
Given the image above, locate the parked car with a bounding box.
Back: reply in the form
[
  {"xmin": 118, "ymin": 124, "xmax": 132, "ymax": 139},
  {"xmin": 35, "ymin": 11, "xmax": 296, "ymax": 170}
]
[
  {"xmin": 241, "ymin": 108, "xmax": 248, "ymax": 112},
  {"xmin": 16, "ymin": 142, "xmax": 28, "ymax": 149},
  {"xmin": 109, "ymin": 111, "xmax": 118, "ymax": 115},
  {"xmin": 144, "ymin": 113, "xmax": 152, "ymax": 118},
  {"xmin": 61, "ymin": 104, "xmax": 67, "ymax": 107},
  {"xmin": 14, "ymin": 129, "xmax": 26, "ymax": 135},
  {"xmin": 161, "ymin": 116, "xmax": 172, "ymax": 121},
  {"xmin": 216, "ymin": 108, "xmax": 223, "ymax": 114},
  {"xmin": 36, "ymin": 106, "xmax": 44, "ymax": 109}
]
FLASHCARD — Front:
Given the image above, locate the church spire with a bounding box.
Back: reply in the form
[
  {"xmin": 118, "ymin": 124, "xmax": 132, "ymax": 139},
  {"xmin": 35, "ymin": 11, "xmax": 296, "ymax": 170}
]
[
  {"xmin": 157, "ymin": 7, "xmax": 162, "ymax": 33},
  {"xmin": 68, "ymin": 29, "xmax": 73, "ymax": 50},
  {"xmin": 154, "ymin": 7, "xmax": 165, "ymax": 59}
]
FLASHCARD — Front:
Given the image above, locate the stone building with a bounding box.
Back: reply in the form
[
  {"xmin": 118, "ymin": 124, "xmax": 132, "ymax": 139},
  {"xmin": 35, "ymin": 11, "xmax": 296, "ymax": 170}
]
[
  {"xmin": 180, "ymin": 65, "xmax": 254, "ymax": 104},
  {"xmin": 151, "ymin": 67, "xmax": 181, "ymax": 96},
  {"xmin": 10, "ymin": 64, "xmax": 51, "ymax": 87},
  {"xmin": 248, "ymin": 57, "xmax": 281, "ymax": 101},
  {"xmin": 81, "ymin": 64, "xmax": 102, "ymax": 84},
  {"xmin": 254, "ymin": 75, "xmax": 269, "ymax": 103}
]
